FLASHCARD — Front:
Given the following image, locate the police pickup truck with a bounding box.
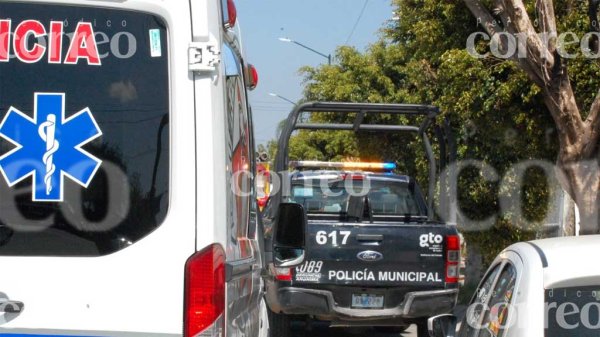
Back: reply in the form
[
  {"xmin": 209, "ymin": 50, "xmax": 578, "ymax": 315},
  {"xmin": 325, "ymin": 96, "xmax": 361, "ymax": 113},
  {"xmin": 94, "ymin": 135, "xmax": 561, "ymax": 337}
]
[
  {"xmin": 263, "ymin": 103, "xmax": 461, "ymax": 337},
  {"xmin": 264, "ymin": 162, "xmax": 460, "ymax": 336}
]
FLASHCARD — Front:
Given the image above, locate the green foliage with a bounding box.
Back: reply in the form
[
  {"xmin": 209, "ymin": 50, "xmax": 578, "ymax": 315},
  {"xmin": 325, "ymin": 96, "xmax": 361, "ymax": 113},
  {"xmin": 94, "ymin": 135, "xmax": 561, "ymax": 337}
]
[
  {"xmin": 278, "ymin": 0, "xmax": 600, "ymax": 272},
  {"xmin": 288, "ymin": 130, "xmax": 359, "ymax": 161}
]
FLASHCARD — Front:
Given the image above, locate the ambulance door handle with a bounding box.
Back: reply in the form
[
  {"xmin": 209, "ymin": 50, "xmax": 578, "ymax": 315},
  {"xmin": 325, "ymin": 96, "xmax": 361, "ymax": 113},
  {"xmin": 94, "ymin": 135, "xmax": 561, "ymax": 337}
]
[{"xmin": 0, "ymin": 300, "xmax": 24, "ymax": 313}]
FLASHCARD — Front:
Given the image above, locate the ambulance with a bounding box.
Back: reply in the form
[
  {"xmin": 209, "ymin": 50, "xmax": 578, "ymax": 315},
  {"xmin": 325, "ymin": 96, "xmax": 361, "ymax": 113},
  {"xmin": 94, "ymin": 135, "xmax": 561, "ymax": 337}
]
[{"xmin": 0, "ymin": 0, "xmax": 266, "ymax": 336}]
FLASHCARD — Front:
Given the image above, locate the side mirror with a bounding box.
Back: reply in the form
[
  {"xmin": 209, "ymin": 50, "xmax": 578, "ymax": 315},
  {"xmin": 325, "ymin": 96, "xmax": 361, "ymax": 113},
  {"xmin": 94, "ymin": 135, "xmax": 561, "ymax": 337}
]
[
  {"xmin": 273, "ymin": 203, "xmax": 306, "ymax": 267},
  {"xmin": 428, "ymin": 314, "xmax": 457, "ymax": 337}
]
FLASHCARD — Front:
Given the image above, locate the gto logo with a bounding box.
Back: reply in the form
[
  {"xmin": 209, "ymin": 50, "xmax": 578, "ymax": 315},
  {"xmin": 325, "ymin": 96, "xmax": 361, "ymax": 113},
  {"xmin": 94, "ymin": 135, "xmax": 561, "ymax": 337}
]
[
  {"xmin": 419, "ymin": 233, "xmax": 443, "ymax": 247},
  {"xmin": 357, "ymin": 250, "xmax": 383, "ymax": 262}
]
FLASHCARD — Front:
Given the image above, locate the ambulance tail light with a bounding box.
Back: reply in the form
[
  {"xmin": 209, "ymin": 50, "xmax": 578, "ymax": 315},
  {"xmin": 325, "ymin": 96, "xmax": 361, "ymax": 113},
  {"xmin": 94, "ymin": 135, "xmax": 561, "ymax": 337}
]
[
  {"xmin": 223, "ymin": 0, "xmax": 237, "ymax": 29},
  {"xmin": 184, "ymin": 244, "xmax": 225, "ymax": 337},
  {"xmin": 445, "ymin": 235, "xmax": 460, "ymax": 283}
]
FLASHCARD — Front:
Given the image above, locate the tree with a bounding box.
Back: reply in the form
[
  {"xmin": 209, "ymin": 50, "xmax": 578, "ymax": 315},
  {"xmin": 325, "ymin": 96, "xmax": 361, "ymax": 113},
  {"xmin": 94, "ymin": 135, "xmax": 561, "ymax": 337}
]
[
  {"xmin": 292, "ymin": 0, "xmax": 587, "ymax": 265},
  {"xmin": 462, "ymin": 0, "xmax": 600, "ymax": 234}
]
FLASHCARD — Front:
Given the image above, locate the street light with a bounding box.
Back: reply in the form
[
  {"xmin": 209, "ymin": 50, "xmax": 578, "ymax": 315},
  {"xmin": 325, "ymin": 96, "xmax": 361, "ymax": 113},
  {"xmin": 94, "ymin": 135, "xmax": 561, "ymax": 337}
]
[
  {"xmin": 268, "ymin": 92, "xmax": 296, "ymax": 105},
  {"xmin": 278, "ymin": 37, "xmax": 331, "ymax": 65}
]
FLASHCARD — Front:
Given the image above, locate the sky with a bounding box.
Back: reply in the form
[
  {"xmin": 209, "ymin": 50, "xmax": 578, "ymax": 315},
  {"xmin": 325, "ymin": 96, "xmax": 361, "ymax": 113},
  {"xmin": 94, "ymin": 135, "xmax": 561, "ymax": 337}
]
[{"xmin": 235, "ymin": 0, "xmax": 395, "ymax": 145}]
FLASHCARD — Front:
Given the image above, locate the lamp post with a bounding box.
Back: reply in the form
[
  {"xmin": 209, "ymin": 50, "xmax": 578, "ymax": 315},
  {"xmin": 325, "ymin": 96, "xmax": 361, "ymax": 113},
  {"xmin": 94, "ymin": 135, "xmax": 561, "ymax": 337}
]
[
  {"xmin": 268, "ymin": 92, "xmax": 296, "ymax": 105},
  {"xmin": 278, "ymin": 37, "xmax": 331, "ymax": 65}
]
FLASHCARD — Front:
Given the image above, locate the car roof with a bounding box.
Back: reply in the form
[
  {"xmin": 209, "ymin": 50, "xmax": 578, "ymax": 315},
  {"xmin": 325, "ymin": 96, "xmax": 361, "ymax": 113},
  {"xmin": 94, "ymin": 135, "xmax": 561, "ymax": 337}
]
[{"xmin": 509, "ymin": 235, "xmax": 600, "ymax": 289}]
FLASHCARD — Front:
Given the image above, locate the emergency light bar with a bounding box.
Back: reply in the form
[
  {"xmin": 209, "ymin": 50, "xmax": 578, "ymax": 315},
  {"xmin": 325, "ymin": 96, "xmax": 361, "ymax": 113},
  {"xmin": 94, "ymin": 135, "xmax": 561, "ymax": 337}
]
[{"xmin": 290, "ymin": 161, "xmax": 396, "ymax": 171}]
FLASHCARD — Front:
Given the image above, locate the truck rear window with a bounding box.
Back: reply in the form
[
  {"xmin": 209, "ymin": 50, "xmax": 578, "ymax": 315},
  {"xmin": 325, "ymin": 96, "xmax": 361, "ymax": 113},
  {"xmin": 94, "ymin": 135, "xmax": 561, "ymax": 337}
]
[
  {"xmin": 290, "ymin": 176, "xmax": 427, "ymax": 218},
  {"xmin": 0, "ymin": 3, "xmax": 169, "ymax": 256}
]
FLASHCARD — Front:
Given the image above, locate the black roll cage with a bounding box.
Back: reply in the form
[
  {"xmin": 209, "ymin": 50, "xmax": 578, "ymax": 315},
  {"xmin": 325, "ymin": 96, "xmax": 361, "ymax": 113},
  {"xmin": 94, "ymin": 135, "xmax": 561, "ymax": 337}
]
[{"xmin": 273, "ymin": 102, "xmax": 456, "ymax": 221}]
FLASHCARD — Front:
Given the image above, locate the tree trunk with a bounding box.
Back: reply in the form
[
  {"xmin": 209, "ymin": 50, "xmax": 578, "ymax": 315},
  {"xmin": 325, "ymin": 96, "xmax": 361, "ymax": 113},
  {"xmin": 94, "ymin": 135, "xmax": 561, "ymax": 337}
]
[
  {"xmin": 541, "ymin": 63, "xmax": 600, "ymax": 234},
  {"xmin": 560, "ymin": 160, "xmax": 600, "ymax": 234}
]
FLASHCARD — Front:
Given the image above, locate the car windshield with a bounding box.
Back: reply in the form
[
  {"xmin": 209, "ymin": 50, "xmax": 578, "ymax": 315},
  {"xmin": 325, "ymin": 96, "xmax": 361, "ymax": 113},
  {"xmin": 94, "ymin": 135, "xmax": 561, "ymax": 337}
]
[
  {"xmin": 290, "ymin": 174, "xmax": 427, "ymax": 218},
  {"xmin": 545, "ymin": 285, "xmax": 600, "ymax": 337}
]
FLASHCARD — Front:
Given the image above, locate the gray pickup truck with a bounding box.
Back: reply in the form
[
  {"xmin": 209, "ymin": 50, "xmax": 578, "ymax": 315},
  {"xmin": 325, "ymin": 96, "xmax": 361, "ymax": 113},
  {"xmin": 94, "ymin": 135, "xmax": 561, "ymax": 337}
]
[{"xmin": 263, "ymin": 102, "xmax": 461, "ymax": 337}]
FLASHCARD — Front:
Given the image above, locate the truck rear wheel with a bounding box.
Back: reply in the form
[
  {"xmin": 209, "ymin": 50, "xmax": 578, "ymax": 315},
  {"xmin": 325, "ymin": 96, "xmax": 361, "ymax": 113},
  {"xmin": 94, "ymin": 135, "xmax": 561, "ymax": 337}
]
[
  {"xmin": 267, "ymin": 309, "xmax": 292, "ymax": 337},
  {"xmin": 416, "ymin": 320, "xmax": 429, "ymax": 337}
]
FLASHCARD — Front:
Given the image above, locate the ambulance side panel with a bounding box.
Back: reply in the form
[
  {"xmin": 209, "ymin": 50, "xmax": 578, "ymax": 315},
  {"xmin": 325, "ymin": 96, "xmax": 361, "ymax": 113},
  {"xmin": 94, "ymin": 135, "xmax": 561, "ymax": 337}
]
[{"xmin": 191, "ymin": 0, "xmax": 262, "ymax": 336}]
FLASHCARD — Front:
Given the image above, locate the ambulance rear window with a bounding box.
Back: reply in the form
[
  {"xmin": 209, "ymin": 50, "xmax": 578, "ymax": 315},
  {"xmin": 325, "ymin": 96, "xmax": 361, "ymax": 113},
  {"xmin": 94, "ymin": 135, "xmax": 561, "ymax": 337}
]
[{"xmin": 0, "ymin": 4, "xmax": 169, "ymax": 256}]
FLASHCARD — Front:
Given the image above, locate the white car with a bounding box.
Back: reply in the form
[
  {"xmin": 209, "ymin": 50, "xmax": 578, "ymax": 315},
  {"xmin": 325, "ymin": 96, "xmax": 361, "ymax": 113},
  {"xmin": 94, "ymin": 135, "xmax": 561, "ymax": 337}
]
[
  {"xmin": 0, "ymin": 0, "xmax": 266, "ymax": 336},
  {"xmin": 429, "ymin": 235, "xmax": 600, "ymax": 337}
]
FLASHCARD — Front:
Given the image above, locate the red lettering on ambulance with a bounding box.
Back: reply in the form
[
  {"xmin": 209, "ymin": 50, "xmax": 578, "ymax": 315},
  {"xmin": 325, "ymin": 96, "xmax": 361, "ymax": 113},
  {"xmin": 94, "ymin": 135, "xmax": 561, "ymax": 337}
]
[
  {"xmin": 0, "ymin": 20, "xmax": 10, "ymax": 62},
  {"xmin": 14, "ymin": 20, "xmax": 46, "ymax": 63},
  {"xmin": 48, "ymin": 21, "xmax": 63, "ymax": 64},
  {"xmin": 64, "ymin": 22, "xmax": 101, "ymax": 65}
]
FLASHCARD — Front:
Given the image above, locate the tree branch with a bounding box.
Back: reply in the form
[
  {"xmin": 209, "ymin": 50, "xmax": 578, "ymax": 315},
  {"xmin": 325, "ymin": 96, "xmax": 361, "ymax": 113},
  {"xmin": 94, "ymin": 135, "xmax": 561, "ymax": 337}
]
[
  {"xmin": 587, "ymin": 90, "xmax": 600, "ymax": 126},
  {"xmin": 515, "ymin": 59, "xmax": 546, "ymax": 87},
  {"xmin": 542, "ymin": 62, "xmax": 585, "ymax": 155},
  {"xmin": 502, "ymin": 0, "xmax": 555, "ymax": 81},
  {"xmin": 536, "ymin": 0, "xmax": 557, "ymax": 54},
  {"xmin": 463, "ymin": 0, "xmax": 520, "ymax": 60},
  {"xmin": 463, "ymin": 0, "xmax": 503, "ymax": 37},
  {"xmin": 584, "ymin": 90, "xmax": 600, "ymax": 157}
]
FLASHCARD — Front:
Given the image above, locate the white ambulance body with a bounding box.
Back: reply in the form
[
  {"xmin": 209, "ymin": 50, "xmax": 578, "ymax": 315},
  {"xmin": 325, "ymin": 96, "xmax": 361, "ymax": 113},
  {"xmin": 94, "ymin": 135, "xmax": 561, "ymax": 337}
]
[{"xmin": 0, "ymin": 0, "xmax": 265, "ymax": 336}]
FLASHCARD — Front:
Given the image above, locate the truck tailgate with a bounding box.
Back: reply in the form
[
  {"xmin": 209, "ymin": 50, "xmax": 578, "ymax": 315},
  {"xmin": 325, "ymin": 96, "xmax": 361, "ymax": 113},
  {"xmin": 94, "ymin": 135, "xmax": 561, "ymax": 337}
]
[{"xmin": 293, "ymin": 221, "xmax": 453, "ymax": 287}]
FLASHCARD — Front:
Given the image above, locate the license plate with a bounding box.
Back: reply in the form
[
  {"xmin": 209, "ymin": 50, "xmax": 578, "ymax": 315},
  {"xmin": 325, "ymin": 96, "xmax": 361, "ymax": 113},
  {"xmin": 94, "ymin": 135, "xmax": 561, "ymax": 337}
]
[{"xmin": 351, "ymin": 293, "xmax": 384, "ymax": 309}]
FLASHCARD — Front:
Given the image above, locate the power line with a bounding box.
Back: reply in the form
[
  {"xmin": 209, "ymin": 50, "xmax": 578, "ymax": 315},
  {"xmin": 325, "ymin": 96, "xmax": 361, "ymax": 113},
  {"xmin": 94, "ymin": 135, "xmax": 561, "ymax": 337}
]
[{"xmin": 345, "ymin": 0, "xmax": 369, "ymax": 45}]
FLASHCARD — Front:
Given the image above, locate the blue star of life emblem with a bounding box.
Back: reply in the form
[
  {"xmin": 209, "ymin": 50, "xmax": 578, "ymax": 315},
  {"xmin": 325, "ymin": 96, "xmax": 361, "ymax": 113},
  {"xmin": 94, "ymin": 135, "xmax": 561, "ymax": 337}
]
[{"xmin": 0, "ymin": 93, "xmax": 102, "ymax": 202}]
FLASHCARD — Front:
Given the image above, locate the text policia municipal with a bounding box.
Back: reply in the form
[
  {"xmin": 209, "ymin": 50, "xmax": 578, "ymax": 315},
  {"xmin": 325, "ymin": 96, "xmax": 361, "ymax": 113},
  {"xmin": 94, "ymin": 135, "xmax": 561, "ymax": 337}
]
[{"xmin": 328, "ymin": 270, "xmax": 443, "ymax": 283}]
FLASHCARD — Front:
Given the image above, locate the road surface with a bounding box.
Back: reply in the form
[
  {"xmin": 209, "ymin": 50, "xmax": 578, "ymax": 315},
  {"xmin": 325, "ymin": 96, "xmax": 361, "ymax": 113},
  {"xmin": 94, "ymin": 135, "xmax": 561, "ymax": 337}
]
[
  {"xmin": 291, "ymin": 321, "xmax": 419, "ymax": 337},
  {"xmin": 288, "ymin": 305, "xmax": 466, "ymax": 337}
]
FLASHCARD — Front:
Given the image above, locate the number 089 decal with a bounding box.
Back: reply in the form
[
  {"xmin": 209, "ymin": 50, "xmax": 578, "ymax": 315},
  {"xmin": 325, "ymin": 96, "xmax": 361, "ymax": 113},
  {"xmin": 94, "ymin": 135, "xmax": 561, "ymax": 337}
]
[
  {"xmin": 315, "ymin": 230, "xmax": 351, "ymax": 245},
  {"xmin": 296, "ymin": 260, "xmax": 323, "ymax": 273}
]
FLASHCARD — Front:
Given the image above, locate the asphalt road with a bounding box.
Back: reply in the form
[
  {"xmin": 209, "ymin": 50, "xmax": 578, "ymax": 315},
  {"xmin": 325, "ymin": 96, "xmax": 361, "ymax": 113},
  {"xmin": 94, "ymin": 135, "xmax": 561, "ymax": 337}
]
[
  {"xmin": 289, "ymin": 305, "xmax": 466, "ymax": 337},
  {"xmin": 290, "ymin": 321, "xmax": 420, "ymax": 337}
]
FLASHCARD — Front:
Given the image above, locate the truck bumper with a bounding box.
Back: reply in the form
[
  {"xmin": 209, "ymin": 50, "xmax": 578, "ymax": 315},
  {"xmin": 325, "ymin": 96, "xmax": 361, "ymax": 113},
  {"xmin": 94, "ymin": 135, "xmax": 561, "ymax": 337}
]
[{"xmin": 266, "ymin": 282, "xmax": 458, "ymax": 322}]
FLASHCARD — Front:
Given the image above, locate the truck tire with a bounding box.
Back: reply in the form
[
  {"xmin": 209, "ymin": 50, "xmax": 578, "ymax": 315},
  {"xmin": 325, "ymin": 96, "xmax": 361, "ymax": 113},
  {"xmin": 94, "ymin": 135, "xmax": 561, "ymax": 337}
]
[
  {"xmin": 416, "ymin": 320, "xmax": 429, "ymax": 337},
  {"xmin": 267, "ymin": 309, "xmax": 292, "ymax": 337}
]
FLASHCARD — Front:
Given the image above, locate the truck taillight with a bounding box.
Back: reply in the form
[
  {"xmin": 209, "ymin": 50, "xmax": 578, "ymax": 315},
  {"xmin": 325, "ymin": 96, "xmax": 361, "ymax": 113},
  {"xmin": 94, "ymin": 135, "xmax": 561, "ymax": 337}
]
[
  {"xmin": 185, "ymin": 244, "xmax": 225, "ymax": 337},
  {"xmin": 445, "ymin": 235, "xmax": 460, "ymax": 283},
  {"xmin": 271, "ymin": 265, "xmax": 292, "ymax": 281}
]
